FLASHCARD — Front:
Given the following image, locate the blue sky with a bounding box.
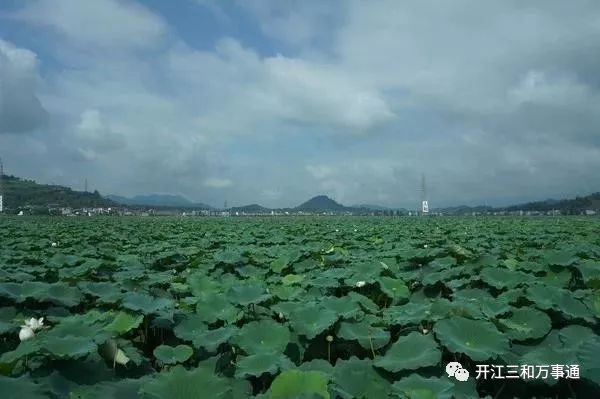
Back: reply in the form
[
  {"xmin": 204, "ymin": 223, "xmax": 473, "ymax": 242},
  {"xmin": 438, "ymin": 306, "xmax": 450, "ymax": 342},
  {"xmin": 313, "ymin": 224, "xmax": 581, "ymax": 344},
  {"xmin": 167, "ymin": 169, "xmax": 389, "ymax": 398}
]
[{"xmin": 1, "ymin": 0, "xmax": 599, "ymax": 209}]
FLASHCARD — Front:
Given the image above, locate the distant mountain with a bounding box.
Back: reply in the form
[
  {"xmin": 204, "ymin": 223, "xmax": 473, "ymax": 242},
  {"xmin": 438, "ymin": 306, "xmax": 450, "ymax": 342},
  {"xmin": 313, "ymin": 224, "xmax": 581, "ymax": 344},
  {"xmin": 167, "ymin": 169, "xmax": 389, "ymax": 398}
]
[
  {"xmin": 295, "ymin": 195, "xmax": 348, "ymax": 212},
  {"xmin": 106, "ymin": 194, "xmax": 212, "ymax": 209},
  {"xmin": 502, "ymin": 192, "xmax": 600, "ymax": 213},
  {"xmin": 230, "ymin": 204, "xmax": 270, "ymax": 213},
  {"xmin": 0, "ymin": 175, "xmax": 115, "ymax": 210},
  {"xmin": 353, "ymin": 204, "xmax": 392, "ymax": 211}
]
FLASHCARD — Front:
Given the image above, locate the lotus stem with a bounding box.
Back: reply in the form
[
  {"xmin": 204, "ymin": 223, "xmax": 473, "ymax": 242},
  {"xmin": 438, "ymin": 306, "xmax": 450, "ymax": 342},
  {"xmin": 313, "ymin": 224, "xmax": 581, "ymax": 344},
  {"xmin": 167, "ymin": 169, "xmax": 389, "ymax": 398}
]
[
  {"xmin": 368, "ymin": 335, "xmax": 375, "ymax": 359},
  {"xmin": 327, "ymin": 342, "xmax": 331, "ymax": 363}
]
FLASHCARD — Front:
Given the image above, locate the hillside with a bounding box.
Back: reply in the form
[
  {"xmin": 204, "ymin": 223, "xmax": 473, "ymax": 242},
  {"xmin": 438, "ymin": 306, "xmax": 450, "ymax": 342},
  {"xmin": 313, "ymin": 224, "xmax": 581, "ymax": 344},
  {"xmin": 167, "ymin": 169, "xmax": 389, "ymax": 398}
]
[
  {"xmin": 502, "ymin": 192, "xmax": 600, "ymax": 213},
  {"xmin": 0, "ymin": 175, "xmax": 115, "ymax": 209},
  {"xmin": 230, "ymin": 204, "xmax": 270, "ymax": 213},
  {"xmin": 107, "ymin": 194, "xmax": 212, "ymax": 209},
  {"xmin": 294, "ymin": 195, "xmax": 348, "ymax": 212}
]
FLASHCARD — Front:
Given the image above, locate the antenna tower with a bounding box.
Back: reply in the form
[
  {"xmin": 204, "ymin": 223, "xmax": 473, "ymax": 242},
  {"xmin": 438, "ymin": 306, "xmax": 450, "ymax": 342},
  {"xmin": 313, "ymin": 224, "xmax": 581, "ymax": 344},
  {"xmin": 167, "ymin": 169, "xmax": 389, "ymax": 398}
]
[
  {"xmin": 420, "ymin": 174, "xmax": 429, "ymax": 215},
  {"xmin": 0, "ymin": 157, "xmax": 3, "ymax": 213}
]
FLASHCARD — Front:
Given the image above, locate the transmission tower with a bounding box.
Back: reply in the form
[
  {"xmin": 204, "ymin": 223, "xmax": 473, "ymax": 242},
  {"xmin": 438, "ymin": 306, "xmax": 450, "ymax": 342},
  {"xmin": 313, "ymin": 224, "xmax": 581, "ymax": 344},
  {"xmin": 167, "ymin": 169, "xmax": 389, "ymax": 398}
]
[
  {"xmin": 0, "ymin": 158, "xmax": 4, "ymax": 213},
  {"xmin": 420, "ymin": 174, "xmax": 429, "ymax": 215},
  {"xmin": 84, "ymin": 178, "xmax": 88, "ymax": 193}
]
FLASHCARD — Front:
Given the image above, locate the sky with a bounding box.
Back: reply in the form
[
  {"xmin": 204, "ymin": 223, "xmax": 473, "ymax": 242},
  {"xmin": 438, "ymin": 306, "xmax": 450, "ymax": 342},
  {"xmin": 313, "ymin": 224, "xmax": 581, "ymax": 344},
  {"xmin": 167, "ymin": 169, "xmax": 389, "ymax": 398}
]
[{"xmin": 0, "ymin": 0, "xmax": 599, "ymax": 209}]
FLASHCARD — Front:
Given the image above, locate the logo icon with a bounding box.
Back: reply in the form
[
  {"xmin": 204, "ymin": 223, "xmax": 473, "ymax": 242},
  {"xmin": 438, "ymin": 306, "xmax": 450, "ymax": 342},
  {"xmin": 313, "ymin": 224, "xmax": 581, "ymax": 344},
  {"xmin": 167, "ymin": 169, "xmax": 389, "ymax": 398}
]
[{"xmin": 446, "ymin": 362, "xmax": 470, "ymax": 382}]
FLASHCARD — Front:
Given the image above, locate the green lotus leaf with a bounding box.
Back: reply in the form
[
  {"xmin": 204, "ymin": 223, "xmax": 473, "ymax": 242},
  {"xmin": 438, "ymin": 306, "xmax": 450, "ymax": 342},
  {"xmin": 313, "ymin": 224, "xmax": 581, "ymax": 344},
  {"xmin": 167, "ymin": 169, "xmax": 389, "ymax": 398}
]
[
  {"xmin": 227, "ymin": 284, "xmax": 271, "ymax": 306},
  {"xmin": 270, "ymin": 285, "xmax": 305, "ymax": 300},
  {"xmin": 575, "ymin": 261, "xmax": 600, "ymax": 288},
  {"xmin": 139, "ymin": 365, "xmax": 244, "ymax": 399},
  {"xmin": 429, "ymin": 256, "xmax": 457, "ymax": 269},
  {"xmin": 0, "ymin": 306, "xmax": 16, "ymax": 334},
  {"xmin": 271, "ymin": 256, "xmax": 291, "ymax": 274},
  {"xmin": 153, "ymin": 345, "xmax": 193, "ymax": 364},
  {"xmin": 347, "ymin": 292, "xmax": 379, "ymax": 313},
  {"xmin": 544, "ymin": 250, "xmax": 578, "ymax": 267},
  {"xmin": 105, "ymin": 311, "xmax": 144, "ymax": 334},
  {"xmin": 321, "ymin": 296, "xmax": 362, "ymax": 319},
  {"xmin": 333, "ymin": 357, "xmax": 389, "ymax": 399},
  {"xmin": 527, "ymin": 285, "xmax": 593, "ymax": 319},
  {"xmin": 49, "ymin": 311, "xmax": 112, "ymax": 343},
  {"xmin": 173, "ymin": 314, "xmax": 208, "ymax": 341},
  {"xmin": 479, "ymin": 297, "xmax": 511, "ymax": 318},
  {"xmin": 0, "ymin": 283, "xmax": 23, "ymax": 301},
  {"xmin": 499, "ymin": 307, "xmax": 552, "ymax": 340},
  {"xmin": 192, "ymin": 325, "xmax": 237, "ymax": 352},
  {"xmin": 336, "ymin": 321, "xmax": 390, "ymax": 350},
  {"xmin": 558, "ymin": 325, "xmax": 595, "ymax": 349},
  {"xmin": 479, "ymin": 267, "xmax": 533, "ymax": 289},
  {"xmin": 77, "ymin": 281, "xmax": 123, "ymax": 303},
  {"xmin": 67, "ymin": 379, "xmax": 144, "ymax": 399},
  {"xmin": 434, "ymin": 316, "xmax": 508, "ymax": 361},
  {"xmin": 383, "ymin": 302, "xmax": 432, "ymax": 326},
  {"xmin": 187, "ymin": 274, "xmax": 221, "ymax": 300},
  {"xmin": 196, "ymin": 296, "xmax": 242, "ymax": 324},
  {"xmin": 298, "ymin": 359, "xmax": 334, "ymax": 375},
  {"xmin": 281, "ymin": 274, "xmax": 304, "ymax": 286},
  {"xmin": 234, "ymin": 352, "xmax": 293, "ymax": 378},
  {"xmin": 392, "ymin": 374, "xmax": 454, "ymax": 399},
  {"xmin": 289, "ymin": 305, "xmax": 338, "ymax": 339},
  {"xmin": 0, "ymin": 339, "xmax": 41, "ymax": 364},
  {"xmin": 378, "ymin": 277, "xmax": 409, "ymax": 301},
  {"xmin": 374, "ymin": 332, "xmax": 441, "ymax": 372},
  {"xmin": 577, "ymin": 337, "xmax": 600, "ymax": 384},
  {"xmin": 42, "ymin": 335, "xmax": 97, "ymax": 359},
  {"xmin": 121, "ymin": 293, "xmax": 173, "ymax": 315},
  {"xmin": 541, "ymin": 270, "xmax": 572, "ymax": 288},
  {"xmin": 214, "ymin": 249, "xmax": 246, "ymax": 265},
  {"xmin": 269, "ymin": 370, "xmax": 330, "ymax": 399},
  {"xmin": 0, "ymin": 375, "xmax": 47, "ymax": 399},
  {"xmin": 233, "ymin": 319, "xmax": 290, "ymax": 354}
]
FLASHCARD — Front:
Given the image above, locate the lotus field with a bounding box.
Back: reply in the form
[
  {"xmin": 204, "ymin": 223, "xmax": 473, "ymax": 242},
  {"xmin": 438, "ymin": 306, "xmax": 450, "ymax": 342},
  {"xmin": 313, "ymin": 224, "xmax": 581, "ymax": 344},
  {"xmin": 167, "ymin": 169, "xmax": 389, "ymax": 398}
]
[{"xmin": 0, "ymin": 216, "xmax": 599, "ymax": 398}]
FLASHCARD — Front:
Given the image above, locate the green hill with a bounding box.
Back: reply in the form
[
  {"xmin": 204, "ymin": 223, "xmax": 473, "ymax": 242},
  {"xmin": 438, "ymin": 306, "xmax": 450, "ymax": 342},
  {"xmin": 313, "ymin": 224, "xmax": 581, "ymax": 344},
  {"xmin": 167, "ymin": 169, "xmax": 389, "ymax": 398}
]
[{"xmin": 0, "ymin": 175, "xmax": 115, "ymax": 210}]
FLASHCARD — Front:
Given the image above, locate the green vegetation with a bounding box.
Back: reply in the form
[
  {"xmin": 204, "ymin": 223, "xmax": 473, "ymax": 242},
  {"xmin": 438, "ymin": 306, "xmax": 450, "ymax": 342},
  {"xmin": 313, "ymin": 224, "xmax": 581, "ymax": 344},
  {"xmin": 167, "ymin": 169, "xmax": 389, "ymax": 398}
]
[
  {"xmin": 0, "ymin": 175, "xmax": 114, "ymax": 210},
  {"xmin": 0, "ymin": 216, "xmax": 598, "ymax": 397}
]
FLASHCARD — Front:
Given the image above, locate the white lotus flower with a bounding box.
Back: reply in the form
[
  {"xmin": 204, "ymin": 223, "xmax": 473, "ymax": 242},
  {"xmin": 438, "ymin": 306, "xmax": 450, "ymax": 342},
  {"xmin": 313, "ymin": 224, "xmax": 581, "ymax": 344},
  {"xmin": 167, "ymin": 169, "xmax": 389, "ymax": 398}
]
[
  {"xmin": 19, "ymin": 326, "xmax": 35, "ymax": 341},
  {"xmin": 326, "ymin": 335, "xmax": 334, "ymax": 342},
  {"xmin": 25, "ymin": 317, "xmax": 44, "ymax": 331},
  {"xmin": 51, "ymin": 242, "xmax": 58, "ymax": 247},
  {"xmin": 423, "ymin": 244, "xmax": 428, "ymax": 248},
  {"xmin": 355, "ymin": 281, "xmax": 366, "ymax": 288},
  {"xmin": 278, "ymin": 312, "xmax": 284, "ymax": 320},
  {"xmin": 422, "ymin": 328, "xmax": 429, "ymax": 335}
]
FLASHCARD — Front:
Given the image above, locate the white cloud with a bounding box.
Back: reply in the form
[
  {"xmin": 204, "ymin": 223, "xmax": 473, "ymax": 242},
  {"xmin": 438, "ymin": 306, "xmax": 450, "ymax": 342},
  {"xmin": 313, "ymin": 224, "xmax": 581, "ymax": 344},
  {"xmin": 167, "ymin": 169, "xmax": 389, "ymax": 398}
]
[
  {"xmin": 204, "ymin": 177, "xmax": 233, "ymax": 188},
  {"xmin": 0, "ymin": 39, "xmax": 47, "ymax": 133},
  {"xmin": 16, "ymin": 0, "xmax": 166, "ymax": 49}
]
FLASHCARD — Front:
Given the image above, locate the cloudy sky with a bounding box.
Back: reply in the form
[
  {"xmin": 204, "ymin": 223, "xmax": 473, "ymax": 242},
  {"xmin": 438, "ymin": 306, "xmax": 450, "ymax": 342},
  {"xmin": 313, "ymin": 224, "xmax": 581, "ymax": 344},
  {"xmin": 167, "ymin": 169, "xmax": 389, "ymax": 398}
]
[{"xmin": 1, "ymin": 0, "xmax": 599, "ymax": 209}]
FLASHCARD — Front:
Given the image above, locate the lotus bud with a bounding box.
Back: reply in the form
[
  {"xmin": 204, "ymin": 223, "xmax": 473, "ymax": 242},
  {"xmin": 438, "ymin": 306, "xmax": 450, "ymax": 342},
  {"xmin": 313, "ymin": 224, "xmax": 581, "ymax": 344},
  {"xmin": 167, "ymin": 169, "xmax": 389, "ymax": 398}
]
[
  {"xmin": 326, "ymin": 335, "xmax": 334, "ymax": 342},
  {"xmin": 423, "ymin": 244, "xmax": 428, "ymax": 248},
  {"xmin": 422, "ymin": 328, "xmax": 429, "ymax": 334},
  {"xmin": 355, "ymin": 281, "xmax": 366, "ymax": 288},
  {"xmin": 19, "ymin": 326, "xmax": 35, "ymax": 341},
  {"xmin": 114, "ymin": 348, "xmax": 130, "ymax": 365},
  {"xmin": 278, "ymin": 312, "xmax": 284, "ymax": 320}
]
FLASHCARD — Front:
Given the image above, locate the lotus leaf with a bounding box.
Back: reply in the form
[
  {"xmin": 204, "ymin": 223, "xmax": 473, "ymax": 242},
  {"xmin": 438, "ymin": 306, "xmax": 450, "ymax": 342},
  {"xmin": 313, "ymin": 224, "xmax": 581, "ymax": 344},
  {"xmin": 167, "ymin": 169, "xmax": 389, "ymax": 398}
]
[
  {"xmin": 434, "ymin": 316, "xmax": 509, "ymax": 361},
  {"xmin": 269, "ymin": 370, "xmax": 330, "ymax": 399},
  {"xmin": 391, "ymin": 374, "xmax": 454, "ymax": 399},
  {"xmin": 234, "ymin": 352, "xmax": 293, "ymax": 378},
  {"xmin": 153, "ymin": 344, "xmax": 193, "ymax": 364},
  {"xmin": 337, "ymin": 321, "xmax": 390, "ymax": 350},
  {"xmin": 233, "ymin": 320, "xmax": 290, "ymax": 354},
  {"xmin": 499, "ymin": 307, "xmax": 552, "ymax": 340},
  {"xmin": 333, "ymin": 357, "xmax": 390, "ymax": 399},
  {"xmin": 374, "ymin": 332, "xmax": 441, "ymax": 372}
]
